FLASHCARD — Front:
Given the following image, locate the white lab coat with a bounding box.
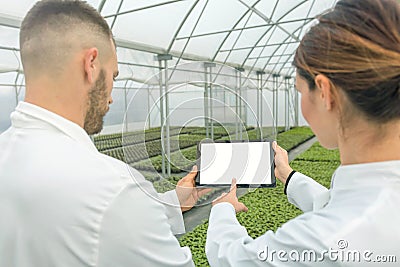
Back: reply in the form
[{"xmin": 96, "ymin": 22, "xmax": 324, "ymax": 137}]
[
  {"xmin": 0, "ymin": 102, "xmax": 194, "ymax": 267},
  {"xmin": 206, "ymin": 161, "xmax": 400, "ymax": 266}
]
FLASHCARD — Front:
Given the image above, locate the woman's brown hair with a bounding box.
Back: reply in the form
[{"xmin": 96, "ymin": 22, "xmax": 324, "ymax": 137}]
[{"xmin": 293, "ymin": 0, "xmax": 400, "ymax": 123}]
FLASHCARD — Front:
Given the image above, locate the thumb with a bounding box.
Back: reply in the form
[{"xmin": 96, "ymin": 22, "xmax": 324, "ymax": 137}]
[
  {"xmin": 187, "ymin": 165, "xmax": 198, "ymax": 179},
  {"xmin": 272, "ymin": 141, "xmax": 277, "ymax": 152},
  {"xmin": 238, "ymin": 202, "xmax": 249, "ymax": 213},
  {"xmin": 230, "ymin": 178, "xmax": 237, "ymax": 193},
  {"xmin": 190, "ymin": 165, "xmax": 198, "ymax": 174}
]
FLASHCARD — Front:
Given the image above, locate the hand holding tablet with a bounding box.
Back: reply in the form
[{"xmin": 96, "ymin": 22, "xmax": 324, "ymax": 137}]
[{"xmin": 196, "ymin": 140, "xmax": 276, "ymax": 188}]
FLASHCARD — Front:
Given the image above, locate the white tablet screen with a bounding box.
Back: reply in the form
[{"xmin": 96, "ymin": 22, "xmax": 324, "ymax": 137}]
[{"xmin": 199, "ymin": 142, "xmax": 273, "ymax": 185}]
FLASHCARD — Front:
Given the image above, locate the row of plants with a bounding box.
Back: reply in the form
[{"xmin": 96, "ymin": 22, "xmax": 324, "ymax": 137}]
[
  {"xmin": 94, "ymin": 127, "xmax": 202, "ymax": 151},
  {"xmin": 95, "ymin": 125, "xmax": 285, "ymax": 152},
  {"xmin": 132, "ymin": 127, "xmax": 314, "ymax": 174},
  {"xmin": 216, "ymin": 126, "xmax": 285, "ymax": 141},
  {"xmin": 145, "ymin": 127, "xmax": 315, "ymax": 202},
  {"xmin": 94, "ymin": 125, "xmax": 257, "ymax": 152},
  {"xmin": 99, "ymin": 126, "xmax": 316, "ymax": 202},
  {"xmin": 103, "ymin": 134, "xmax": 207, "ymax": 164},
  {"xmin": 125, "ymin": 127, "xmax": 261, "ymax": 172},
  {"xmin": 243, "ymin": 126, "xmax": 286, "ymax": 140},
  {"xmin": 132, "ymin": 145, "xmax": 198, "ymax": 173},
  {"xmin": 93, "ymin": 126, "xmax": 178, "ymax": 142},
  {"xmin": 190, "ymin": 125, "xmax": 255, "ymax": 136},
  {"xmin": 178, "ymin": 142, "xmax": 340, "ymax": 266},
  {"xmin": 295, "ymin": 142, "xmax": 341, "ymax": 162},
  {"xmin": 275, "ymin": 126, "xmax": 317, "ymax": 151}
]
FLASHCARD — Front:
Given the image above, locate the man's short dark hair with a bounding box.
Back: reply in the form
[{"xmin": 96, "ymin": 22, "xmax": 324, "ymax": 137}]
[{"xmin": 20, "ymin": 0, "xmax": 113, "ymax": 76}]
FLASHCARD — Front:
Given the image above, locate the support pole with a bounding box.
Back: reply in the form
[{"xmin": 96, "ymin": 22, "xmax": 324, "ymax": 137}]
[
  {"xmin": 156, "ymin": 54, "xmax": 173, "ymax": 177},
  {"xmin": 256, "ymin": 73, "xmax": 260, "ymax": 139},
  {"xmin": 295, "ymin": 80, "xmax": 299, "ymax": 127},
  {"xmin": 164, "ymin": 61, "xmax": 171, "ymax": 176},
  {"xmin": 223, "ymin": 90, "xmax": 226, "ymax": 126},
  {"xmin": 147, "ymin": 86, "xmax": 151, "ymax": 129},
  {"xmin": 256, "ymin": 71, "xmax": 265, "ymax": 140},
  {"xmin": 236, "ymin": 67, "xmax": 244, "ymax": 140},
  {"xmin": 209, "ymin": 69, "xmax": 214, "ymax": 140},
  {"xmin": 123, "ymin": 80, "xmax": 129, "ymax": 134},
  {"xmin": 204, "ymin": 62, "xmax": 216, "ymax": 140},
  {"xmin": 204, "ymin": 66, "xmax": 209, "ymax": 139},
  {"xmin": 157, "ymin": 60, "xmax": 166, "ymax": 177},
  {"xmin": 235, "ymin": 72, "xmax": 239, "ymax": 140},
  {"xmin": 284, "ymin": 76, "xmax": 291, "ymax": 131},
  {"xmin": 14, "ymin": 72, "xmax": 20, "ymax": 108},
  {"xmin": 273, "ymin": 74, "xmax": 280, "ymax": 133}
]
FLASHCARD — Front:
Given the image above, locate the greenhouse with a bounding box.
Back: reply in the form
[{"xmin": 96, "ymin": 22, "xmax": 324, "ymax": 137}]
[
  {"xmin": 0, "ymin": 0, "xmax": 340, "ymax": 132},
  {"xmin": 4, "ymin": 0, "xmax": 398, "ymax": 267},
  {"xmin": 0, "ymin": 0, "xmax": 337, "ymax": 172}
]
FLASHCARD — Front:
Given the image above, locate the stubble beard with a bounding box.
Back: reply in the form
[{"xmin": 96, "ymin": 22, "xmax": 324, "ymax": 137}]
[{"xmin": 83, "ymin": 69, "xmax": 109, "ymax": 135}]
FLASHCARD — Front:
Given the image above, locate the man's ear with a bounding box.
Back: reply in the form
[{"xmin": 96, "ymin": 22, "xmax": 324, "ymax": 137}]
[
  {"xmin": 83, "ymin": 48, "xmax": 99, "ymax": 84},
  {"xmin": 314, "ymin": 74, "xmax": 335, "ymax": 111}
]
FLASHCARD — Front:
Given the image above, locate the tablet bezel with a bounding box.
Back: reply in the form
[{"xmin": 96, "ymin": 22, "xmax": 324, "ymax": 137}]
[{"xmin": 195, "ymin": 139, "xmax": 276, "ymax": 188}]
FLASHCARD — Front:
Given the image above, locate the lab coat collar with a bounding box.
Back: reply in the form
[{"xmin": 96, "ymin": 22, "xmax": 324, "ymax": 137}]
[
  {"xmin": 11, "ymin": 101, "xmax": 98, "ymax": 153},
  {"xmin": 332, "ymin": 160, "xmax": 400, "ymax": 189}
]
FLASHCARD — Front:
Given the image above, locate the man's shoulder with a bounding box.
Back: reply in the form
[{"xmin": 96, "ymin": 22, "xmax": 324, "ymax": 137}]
[{"xmin": 97, "ymin": 152, "xmax": 146, "ymax": 181}]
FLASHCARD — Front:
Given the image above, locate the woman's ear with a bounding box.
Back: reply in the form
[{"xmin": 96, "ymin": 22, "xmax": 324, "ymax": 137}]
[
  {"xmin": 314, "ymin": 74, "xmax": 335, "ymax": 111},
  {"xmin": 83, "ymin": 47, "xmax": 99, "ymax": 84}
]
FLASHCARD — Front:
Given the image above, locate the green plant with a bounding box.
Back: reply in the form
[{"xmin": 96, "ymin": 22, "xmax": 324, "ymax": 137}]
[
  {"xmin": 276, "ymin": 126, "xmax": 314, "ymax": 151},
  {"xmin": 94, "ymin": 126, "xmax": 202, "ymax": 152},
  {"xmin": 295, "ymin": 142, "xmax": 340, "ymax": 162},
  {"xmin": 133, "ymin": 127, "xmax": 315, "ymax": 174}
]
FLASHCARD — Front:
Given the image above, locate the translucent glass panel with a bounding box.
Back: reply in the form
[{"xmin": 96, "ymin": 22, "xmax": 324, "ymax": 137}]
[
  {"xmin": 0, "ymin": 0, "xmax": 100, "ymax": 18},
  {"xmin": 111, "ymin": 1, "xmax": 194, "ymax": 48},
  {"xmin": 0, "ymin": 0, "xmax": 338, "ymax": 82},
  {"xmin": 0, "ymin": 1, "xmax": 36, "ymax": 18},
  {"xmin": 0, "ymin": 26, "xmax": 19, "ymax": 48},
  {"xmin": 0, "ymin": 26, "xmax": 21, "ymax": 74},
  {"xmin": 0, "ymin": 0, "xmax": 338, "ymax": 134},
  {"xmin": 106, "ymin": 0, "xmax": 336, "ymax": 76}
]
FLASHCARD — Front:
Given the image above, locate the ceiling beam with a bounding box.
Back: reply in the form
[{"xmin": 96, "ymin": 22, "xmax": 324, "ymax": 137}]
[{"xmin": 0, "ymin": 13, "xmax": 21, "ymax": 28}]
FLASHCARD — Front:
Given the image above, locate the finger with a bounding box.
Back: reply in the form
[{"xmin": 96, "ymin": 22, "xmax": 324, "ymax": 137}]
[
  {"xmin": 272, "ymin": 141, "xmax": 278, "ymax": 151},
  {"xmin": 188, "ymin": 165, "xmax": 198, "ymax": 177},
  {"xmin": 191, "ymin": 165, "xmax": 198, "ymax": 173},
  {"xmin": 230, "ymin": 178, "xmax": 237, "ymax": 192},
  {"xmin": 238, "ymin": 202, "xmax": 249, "ymax": 213},
  {"xmin": 212, "ymin": 192, "xmax": 227, "ymax": 203},
  {"xmin": 197, "ymin": 188, "xmax": 212, "ymax": 198},
  {"xmin": 182, "ymin": 166, "xmax": 198, "ymax": 185},
  {"xmin": 278, "ymin": 145, "xmax": 286, "ymax": 153},
  {"xmin": 242, "ymin": 203, "xmax": 249, "ymax": 212}
]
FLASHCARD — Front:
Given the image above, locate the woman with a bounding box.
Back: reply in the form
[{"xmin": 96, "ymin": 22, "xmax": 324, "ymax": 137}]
[{"xmin": 205, "ymin": 0, "xmax": 400, "ymax": 266}]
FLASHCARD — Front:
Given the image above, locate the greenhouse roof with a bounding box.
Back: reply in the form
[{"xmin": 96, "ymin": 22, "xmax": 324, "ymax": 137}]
[{"xmin": 0, "ymin": 0, "xmax": 338, "ymax": 87}]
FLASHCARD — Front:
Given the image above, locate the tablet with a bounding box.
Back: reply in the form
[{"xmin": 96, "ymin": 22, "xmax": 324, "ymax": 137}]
[{"xmin": 196, "ymin": 140, "xmax": 276, "ymax": 188}]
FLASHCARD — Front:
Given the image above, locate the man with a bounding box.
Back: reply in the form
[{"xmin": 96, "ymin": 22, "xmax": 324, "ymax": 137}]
[{"xmin": 0, "ymin": 1, "xmax": 208, "ymax": 266}]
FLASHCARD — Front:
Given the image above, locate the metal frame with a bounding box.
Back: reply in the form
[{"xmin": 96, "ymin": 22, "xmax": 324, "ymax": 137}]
[
  {"xmin": 203, "ymin": 62, "xmax": 216, "ymax": 139},
  {"xmin": 156, "ymin": 54, "xmax": 173, "ymax": 177},
  {"xmin": 256, "ymin": 70, "xmax": 265, "ymax": 139},
  {"xmin": 272, "ymin": 73, "xmax": 280, "ymax": 131}
]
